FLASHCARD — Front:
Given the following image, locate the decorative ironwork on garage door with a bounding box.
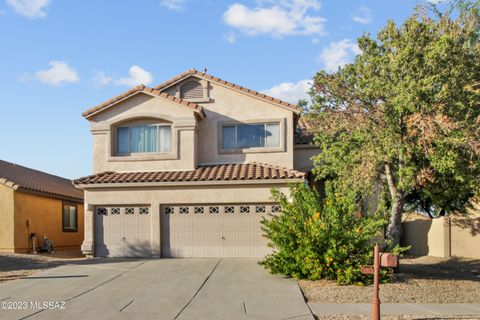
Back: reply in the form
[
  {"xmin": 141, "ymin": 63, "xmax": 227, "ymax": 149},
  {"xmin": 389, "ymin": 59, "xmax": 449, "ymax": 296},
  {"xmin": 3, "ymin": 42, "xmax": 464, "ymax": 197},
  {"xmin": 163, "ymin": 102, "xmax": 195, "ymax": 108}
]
[{"xmin": 162, "ymin": 204, "xmax": 281, "ymax": 215}]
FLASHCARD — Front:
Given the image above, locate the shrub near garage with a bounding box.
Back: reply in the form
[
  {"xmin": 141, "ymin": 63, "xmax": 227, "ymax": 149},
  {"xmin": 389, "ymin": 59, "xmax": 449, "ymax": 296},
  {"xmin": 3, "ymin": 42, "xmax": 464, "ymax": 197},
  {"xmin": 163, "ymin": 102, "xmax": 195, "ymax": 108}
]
[{"xmin": 261, "ymin": 183, "xmax": 386, "ymax": 285}]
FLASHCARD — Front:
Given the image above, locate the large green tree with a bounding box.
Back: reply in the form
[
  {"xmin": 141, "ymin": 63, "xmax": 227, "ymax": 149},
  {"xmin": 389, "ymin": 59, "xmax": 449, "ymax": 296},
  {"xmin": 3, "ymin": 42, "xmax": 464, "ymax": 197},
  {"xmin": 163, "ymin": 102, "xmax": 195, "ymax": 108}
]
[{"xmin": 308, "ymin": 3, "xmax": 480, "ymax": 248}]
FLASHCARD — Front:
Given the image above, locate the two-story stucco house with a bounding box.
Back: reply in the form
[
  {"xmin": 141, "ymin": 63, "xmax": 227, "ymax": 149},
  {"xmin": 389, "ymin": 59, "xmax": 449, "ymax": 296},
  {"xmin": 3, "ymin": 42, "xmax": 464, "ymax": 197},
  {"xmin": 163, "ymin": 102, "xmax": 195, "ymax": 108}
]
[{"xmin": 74, "ymin": 69, "xmax": 318, "ymax": 258}]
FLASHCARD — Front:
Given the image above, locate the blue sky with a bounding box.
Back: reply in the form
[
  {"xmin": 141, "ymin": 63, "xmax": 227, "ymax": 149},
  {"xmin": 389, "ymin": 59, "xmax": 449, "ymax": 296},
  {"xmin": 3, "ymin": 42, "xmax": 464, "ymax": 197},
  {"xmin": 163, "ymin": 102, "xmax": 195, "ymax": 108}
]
[{"xmin": 0, "ymin": 0, "xmax": 446, "ymax": 179}]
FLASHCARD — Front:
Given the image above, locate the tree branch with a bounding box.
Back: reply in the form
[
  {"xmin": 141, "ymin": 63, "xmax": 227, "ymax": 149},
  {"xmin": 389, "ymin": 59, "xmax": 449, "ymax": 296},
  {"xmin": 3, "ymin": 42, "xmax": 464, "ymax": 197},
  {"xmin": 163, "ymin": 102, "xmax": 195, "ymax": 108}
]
[{"xmin": 384, "ymin": 163, "xmax": 398, "ymax": 200}]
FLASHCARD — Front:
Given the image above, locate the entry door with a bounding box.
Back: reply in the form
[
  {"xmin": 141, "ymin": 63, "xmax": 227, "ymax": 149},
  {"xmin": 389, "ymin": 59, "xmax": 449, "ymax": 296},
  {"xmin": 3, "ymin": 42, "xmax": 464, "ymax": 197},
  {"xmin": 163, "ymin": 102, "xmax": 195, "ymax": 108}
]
[
  {"xmin": 95, "ymin": 206, "xmax": 152, "ymax": 257},
  {"xmin": 161, "ymin": 204, "xmax": 281, "ymax": 258}
]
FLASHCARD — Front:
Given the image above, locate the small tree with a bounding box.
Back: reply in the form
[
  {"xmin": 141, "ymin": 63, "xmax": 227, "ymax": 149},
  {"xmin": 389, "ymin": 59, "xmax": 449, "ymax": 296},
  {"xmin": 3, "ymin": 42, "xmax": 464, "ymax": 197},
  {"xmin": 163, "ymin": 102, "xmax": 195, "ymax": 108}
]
[
  {"xmin": 308, "ymin": 3, "xmax": 480, "ymax": 248},
  {"xmin": 261, "ymin": 183, "xmax": 386, "ymax": 285}
]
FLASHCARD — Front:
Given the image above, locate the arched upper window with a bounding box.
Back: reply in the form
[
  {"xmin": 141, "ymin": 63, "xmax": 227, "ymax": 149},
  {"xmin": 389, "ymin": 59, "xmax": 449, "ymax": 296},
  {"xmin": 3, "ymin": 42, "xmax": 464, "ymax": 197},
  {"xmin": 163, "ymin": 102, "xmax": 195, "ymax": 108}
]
[
  {"xmin": 115, "ymin": 118, "xmax": 172, "ymax": 156},
  {"xmin": 180, "ymin": 80, "xmax": 204, "ymax": 100}
]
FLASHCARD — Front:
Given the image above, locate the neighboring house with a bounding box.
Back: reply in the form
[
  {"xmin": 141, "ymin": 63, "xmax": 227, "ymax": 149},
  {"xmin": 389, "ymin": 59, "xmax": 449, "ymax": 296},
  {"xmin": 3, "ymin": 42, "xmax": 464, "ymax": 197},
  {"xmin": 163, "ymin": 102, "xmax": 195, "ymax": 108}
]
[
  {"xmin": 74, "ymin": 69, "xmax": 318, "ymax": 258},
  {"xmin": 0, "ymin": 160, "xmax": 84, "ymax": 253}
]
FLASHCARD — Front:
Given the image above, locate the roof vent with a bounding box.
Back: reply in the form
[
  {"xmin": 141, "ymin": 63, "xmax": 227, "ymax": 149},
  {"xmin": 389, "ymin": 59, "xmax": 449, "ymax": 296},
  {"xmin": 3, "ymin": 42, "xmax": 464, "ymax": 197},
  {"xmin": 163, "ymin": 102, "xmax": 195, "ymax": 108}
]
[{"xmin": 180, "ymin": 80, "xmax": 205, "ymax": 100}]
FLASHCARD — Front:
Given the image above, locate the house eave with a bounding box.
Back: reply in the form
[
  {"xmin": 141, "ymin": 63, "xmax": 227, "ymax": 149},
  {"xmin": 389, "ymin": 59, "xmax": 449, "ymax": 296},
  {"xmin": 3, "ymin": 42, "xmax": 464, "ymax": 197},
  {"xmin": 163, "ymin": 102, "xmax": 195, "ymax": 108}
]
[{"xmin": 76, "ymin": 178, "xmax": 305, "ymax": 190}]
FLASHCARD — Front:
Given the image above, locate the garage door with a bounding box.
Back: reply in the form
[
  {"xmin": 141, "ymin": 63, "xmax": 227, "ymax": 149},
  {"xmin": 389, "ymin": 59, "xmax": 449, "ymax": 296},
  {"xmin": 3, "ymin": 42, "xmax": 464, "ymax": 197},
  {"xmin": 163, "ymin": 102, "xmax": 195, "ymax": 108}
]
[
  {"xmin": 161, "ymin": 204, "xmax": 281, "ymax": 258},
  {"xmin": 95, "ymin": 206, "xmax": 152, "ymax": 257}
]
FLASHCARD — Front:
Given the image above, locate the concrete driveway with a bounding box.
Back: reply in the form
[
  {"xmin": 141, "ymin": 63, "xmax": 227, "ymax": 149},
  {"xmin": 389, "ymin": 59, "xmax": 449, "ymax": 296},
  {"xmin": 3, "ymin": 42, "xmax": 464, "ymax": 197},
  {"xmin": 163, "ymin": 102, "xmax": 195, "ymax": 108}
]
[{"xmin": 0, "ymin": 258, "xmax": 313, "ymax": 320}]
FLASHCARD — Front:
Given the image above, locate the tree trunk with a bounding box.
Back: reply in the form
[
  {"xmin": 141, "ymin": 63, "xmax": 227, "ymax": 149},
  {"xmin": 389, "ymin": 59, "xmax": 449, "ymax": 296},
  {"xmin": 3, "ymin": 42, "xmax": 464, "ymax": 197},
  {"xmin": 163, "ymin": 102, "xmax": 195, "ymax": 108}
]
[{"xmin": 384, "ymin": 163, "xmax": 404, "ymax": 248}]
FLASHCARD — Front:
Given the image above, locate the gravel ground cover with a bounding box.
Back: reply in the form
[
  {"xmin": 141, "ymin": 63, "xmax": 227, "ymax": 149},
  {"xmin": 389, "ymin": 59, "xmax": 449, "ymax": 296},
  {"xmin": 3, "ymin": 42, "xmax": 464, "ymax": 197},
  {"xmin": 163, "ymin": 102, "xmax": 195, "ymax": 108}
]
[
  {"xmin": 0, "ymin": 251, "xmax": 85, "ymax": 282},
  {"xmin": 300, "ymin": 256, "xmax": 480, "ymax": 304}
]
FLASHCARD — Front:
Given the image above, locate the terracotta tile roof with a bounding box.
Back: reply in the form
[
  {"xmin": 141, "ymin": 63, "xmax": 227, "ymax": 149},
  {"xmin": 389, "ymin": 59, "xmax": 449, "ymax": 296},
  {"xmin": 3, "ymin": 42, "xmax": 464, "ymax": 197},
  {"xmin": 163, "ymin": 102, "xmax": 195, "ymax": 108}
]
[
  {"xmin": 295, "ymin": 117, "xmax": 315, "ymax": 145},
  {"xmin": 82, "ymin": 85, "xmax": 206, "ymax": 119},
  {"xmin": 154, "ymin": 69, "xmax": 301, "ymax": 113},
  {"xmin": 74, "ymin": 163, "xmax": 305, "ymax": 185},
  {"xmin": 0, "ymin": 160, "xmax": 84, "ymax": 201}
]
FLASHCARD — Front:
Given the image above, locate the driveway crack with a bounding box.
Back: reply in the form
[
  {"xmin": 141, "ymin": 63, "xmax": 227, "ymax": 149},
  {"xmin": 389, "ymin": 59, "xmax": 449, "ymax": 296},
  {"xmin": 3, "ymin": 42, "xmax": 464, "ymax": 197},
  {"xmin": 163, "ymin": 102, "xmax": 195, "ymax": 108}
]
[
  {"xmin": 173, "ymin": 259, "xmax": 222, "ymax": 320},
  {"xmin": 119, "ymin": 299, "xmax": 134, "ymax": 312},
  {"xmin": 19, "ymin": 260, "xmax": 147, "ymax": 320}
]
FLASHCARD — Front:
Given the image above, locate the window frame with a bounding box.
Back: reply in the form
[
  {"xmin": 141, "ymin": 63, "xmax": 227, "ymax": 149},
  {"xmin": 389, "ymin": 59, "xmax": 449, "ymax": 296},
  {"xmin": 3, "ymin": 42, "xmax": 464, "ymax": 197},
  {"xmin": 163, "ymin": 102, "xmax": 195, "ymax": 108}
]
[
  {"xmin": 62, "ymin": 201, "xmax": 78, "ymax": 233},
  {"xmin": 115, "ymin": 123, "xmax": 172, "ymax": 156},
  {"xmin": 218, "ymin": 119, "xmax": 285, "ymax": 154}
]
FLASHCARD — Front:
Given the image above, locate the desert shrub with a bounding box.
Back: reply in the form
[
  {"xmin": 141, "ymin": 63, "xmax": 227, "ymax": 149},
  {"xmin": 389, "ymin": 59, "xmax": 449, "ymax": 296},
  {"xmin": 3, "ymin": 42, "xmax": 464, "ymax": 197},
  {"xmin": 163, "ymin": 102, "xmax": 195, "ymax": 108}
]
[{"xmin": 261, "ymin": 182, "xmax": 386, "ymax": 285}]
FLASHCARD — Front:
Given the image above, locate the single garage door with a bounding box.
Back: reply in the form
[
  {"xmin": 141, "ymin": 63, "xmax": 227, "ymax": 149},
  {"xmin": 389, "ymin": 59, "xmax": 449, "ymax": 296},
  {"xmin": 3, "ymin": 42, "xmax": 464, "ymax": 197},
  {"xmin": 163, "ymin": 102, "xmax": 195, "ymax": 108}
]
[
  {"xmin": 95, "ymin": 206, "xmax": 152, "ymax": 257},
  {"xmin": 161, "ymin": 204, "xmax": 281, "ymax": 258}
]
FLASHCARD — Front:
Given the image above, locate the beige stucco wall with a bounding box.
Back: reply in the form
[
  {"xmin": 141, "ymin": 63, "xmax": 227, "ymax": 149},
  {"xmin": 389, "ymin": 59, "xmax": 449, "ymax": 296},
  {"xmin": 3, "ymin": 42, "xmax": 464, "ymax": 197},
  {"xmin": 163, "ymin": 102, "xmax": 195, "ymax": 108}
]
[
  {"xmin": 89, "ymin": 93, "xmax": 198, "ymax": 173},
  {"xmin": 194, "ymin": 81, "xmax": 295, "ymax": 168},
  {"xmin": 13, "ymin": 191, "xmax": 84, "ymax": 253},
  {"xmin": 81, "ymin": 182, "xmax": 293, "ymax": 257},
  {"xmin": 450, "ymin": 209, "xmax": 480, "ymax": 258},
  {"xmin": 0, "ymin": 184, "xmax": 15, "ymax": 252},
  {"xmin": 294, "ymin": 146, "xmax": 319, "ymax": 171},
  {"xmin": 87, "ymin": 78, "xmax": 304, "ymax": 174},
  {"xmin": 402, "ymin": 211, "xmax": 480, "ymax": 259}
]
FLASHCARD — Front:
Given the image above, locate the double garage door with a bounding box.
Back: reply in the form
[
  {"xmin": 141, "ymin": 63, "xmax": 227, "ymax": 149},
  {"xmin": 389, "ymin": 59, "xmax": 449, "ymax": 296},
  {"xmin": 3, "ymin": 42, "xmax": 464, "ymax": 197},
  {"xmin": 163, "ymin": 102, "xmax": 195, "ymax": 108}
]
[
  {"xmin": 94, "ymin": 203, "xmax": 280, "ymax": 258},
  {"xmin": 162, "ymin": 204, "xmax": 280, "ymax": 258}
]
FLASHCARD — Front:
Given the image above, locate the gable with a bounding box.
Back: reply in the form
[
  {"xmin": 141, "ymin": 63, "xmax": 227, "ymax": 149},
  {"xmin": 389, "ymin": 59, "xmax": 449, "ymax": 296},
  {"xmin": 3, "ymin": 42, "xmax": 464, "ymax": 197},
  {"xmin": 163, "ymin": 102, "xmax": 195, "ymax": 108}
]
[
  {"xmin": 88, "ymin": 92, "xmax": 201, "ymax": 124},
  {"xmin": 82, "ymin": 85, "xmax": 205, "ymax": 121},
  {"xmin": 155, "ymin": 69, "xmax": 301, "ymax": 114},
  {"xmin": 202, "ymin": 80, "xmax": 294, "ymax": 119}
]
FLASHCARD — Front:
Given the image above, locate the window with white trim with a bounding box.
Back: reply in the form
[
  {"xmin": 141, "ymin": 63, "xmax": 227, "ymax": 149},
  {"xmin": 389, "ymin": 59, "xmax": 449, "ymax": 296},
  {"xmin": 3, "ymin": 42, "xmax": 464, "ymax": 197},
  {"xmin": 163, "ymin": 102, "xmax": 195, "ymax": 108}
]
[
  {"xmin": 271, "ymin": 205, "xmax": 282, "ymax": 213},
  {"xmin": 222, "ymin": 123, "xmax": 280, "ymax": 150},
  {"xmin": 209, "ymin": 206, "xmax": 219, "ymax": 214},
  {"xmin": 116, "ymin": 124, "xmax": 171, "ymax": 155},
  {"xmin": 240, "ymin": 206, "xmax": 250, "ymax": 213},
  {"xmin": 255, "ymin": 205, "xmax": 266, "ymax": 213}
]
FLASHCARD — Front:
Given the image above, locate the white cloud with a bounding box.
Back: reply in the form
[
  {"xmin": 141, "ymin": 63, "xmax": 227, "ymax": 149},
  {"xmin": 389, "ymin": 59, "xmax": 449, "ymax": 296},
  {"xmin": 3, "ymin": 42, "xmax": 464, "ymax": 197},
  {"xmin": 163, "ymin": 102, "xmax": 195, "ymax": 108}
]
[
  {"xmin": 33, "ymin": 61, "xmax": 79, "ymax": 85},
  {"xmin": 317, "ymin": 39, "xmax": 361, "ymax": 72},
  {"xmin": 352, "ymin": 6, "xmax": 372, "ymax": 25},
  {"xmin": 223, "ymin": 0, "xmax": 326, "ymax": 38},
  {"xmin": 114, "ymin": 65, "xmax": 154, "ymax": 87},
  {"xmin": 92, "ymin": 70, "xmax": 112, "ymax": 87},
  {"xmin": 6, "ymin": 0, "xmax": 50, "ymax": 18},
  {"xmin": 160, "ymin": 0, "xmax": 187, "ymax": 11},
  {"xmin": 224, "ymin": 32, "xmax": 237, "ymax": 44},
  {"xmin": 262, "ymin": 79, "xmax": 311, "ymax": 104}
]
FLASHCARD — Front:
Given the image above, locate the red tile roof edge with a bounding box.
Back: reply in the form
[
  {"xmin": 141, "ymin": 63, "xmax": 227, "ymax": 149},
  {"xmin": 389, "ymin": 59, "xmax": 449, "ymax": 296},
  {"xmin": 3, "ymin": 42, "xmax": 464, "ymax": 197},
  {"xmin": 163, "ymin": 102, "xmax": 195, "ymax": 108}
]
[
  {"xmin": 74, "ymin": 163, "xmax": 306, "ymax": 185},
  {"xmin": 153, "ymin": 69, "xmax": 301, "ymax": 113},
  {"xmin": 0, "ymin": 160, "xmax": 84, "ymax": 202},
  {"xmin": 82, "ymin": 85, "xmax": 206, "ymax": 119}
]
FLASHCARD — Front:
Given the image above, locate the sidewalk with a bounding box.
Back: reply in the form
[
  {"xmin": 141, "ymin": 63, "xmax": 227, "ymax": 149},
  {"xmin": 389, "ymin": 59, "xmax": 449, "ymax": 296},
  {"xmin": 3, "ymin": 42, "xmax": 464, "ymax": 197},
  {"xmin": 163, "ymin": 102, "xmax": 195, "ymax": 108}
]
[{"xmin": 308, "ymin": 303, "xmax": 480, "ymax": 316}]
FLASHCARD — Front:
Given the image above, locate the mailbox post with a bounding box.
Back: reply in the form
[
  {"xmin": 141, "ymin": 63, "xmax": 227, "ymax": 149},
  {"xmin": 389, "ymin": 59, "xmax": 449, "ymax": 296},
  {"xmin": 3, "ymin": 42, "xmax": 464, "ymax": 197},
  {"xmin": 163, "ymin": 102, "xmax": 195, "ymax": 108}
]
[
  {"xmin": 361, "ymin": 243, "xmax": 398, "ymax": 320},
  {"xmin": 373, "ymin": 244, "xmax": 380, "ymax": 319}
]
